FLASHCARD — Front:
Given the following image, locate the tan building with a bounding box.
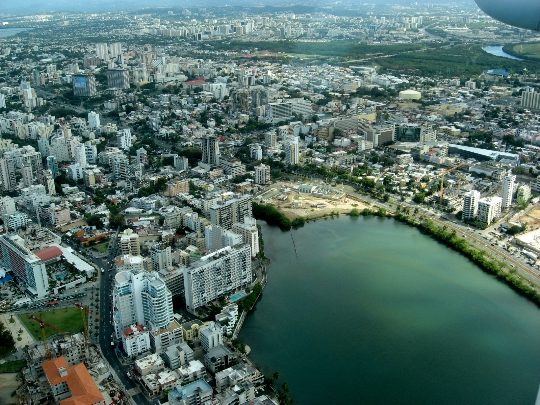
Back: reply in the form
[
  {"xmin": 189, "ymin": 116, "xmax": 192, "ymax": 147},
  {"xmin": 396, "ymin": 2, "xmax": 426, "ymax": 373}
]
[
  {"xmin": 164, "ymin": 179, "xmax": 189, "ymax": 197},
  {"xmin": 181, "ymin": 320, "xmax": 207, "ymax": 341},
  {"xmin": 119, "ymin": 229, "xmax": 140, "ymax": 256}
]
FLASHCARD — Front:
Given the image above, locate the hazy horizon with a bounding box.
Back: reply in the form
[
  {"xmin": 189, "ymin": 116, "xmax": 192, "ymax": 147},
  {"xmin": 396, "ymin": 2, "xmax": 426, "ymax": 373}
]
[{"xmin": 1, "ymin": 0, "xmax": 476, "ymax": 18}]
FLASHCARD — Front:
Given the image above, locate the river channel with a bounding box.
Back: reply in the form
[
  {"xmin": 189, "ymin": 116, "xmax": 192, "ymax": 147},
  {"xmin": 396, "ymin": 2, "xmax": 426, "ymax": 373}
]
[{"xmin": 240, "ymin": 216, "xmax": 540, "ymax": 405}]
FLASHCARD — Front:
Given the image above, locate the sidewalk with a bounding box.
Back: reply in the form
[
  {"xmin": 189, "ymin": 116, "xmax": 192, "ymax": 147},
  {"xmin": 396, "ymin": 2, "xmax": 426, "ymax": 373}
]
[{"xmin": 0, "ymin": 313, "xmax": 35, "ymax": 349}]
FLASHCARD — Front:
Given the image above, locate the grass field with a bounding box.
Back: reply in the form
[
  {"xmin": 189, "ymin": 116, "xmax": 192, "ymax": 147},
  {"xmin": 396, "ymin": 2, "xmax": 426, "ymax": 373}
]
[
  {"xmin": 506, "ymin": 43, "xmax": 540, "ymax": 61},
  {"xmin": 18, "ymin": 307, "xmax": 85, "ymax": 340},
  {"xmin": 94, "ymin": 243, "xmax": 109, "ymax": 253},
  {"xmin": 0, "ymin": 360, "xmax": 26, "ymax": 373}
]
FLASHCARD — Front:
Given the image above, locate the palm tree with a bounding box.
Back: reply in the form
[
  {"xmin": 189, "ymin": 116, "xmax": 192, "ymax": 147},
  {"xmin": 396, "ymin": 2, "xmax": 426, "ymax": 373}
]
[{"xmin": 273, "ymin": 371, "xmax": 280, "ymax": 383}]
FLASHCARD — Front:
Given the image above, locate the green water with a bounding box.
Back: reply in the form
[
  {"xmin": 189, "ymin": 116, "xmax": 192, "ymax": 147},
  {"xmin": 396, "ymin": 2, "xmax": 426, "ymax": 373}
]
[{"xmin": 240, "ymin": 216, "xmax": 540, "ymax": 405}]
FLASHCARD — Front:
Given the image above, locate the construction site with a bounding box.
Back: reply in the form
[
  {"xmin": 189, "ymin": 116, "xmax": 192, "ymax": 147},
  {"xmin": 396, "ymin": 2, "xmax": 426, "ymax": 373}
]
[
  {"xmin": 13, "ymin": 305, "xmax": 129, "ymax": 405},
  {"xmin": 256, "ymin": 181, "xmax": 367, "ymax": 220}
]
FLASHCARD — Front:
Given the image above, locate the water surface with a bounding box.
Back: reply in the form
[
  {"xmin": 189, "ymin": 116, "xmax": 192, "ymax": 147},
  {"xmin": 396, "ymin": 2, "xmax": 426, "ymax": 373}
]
[
  {"xmin": 483, "ymin": 45, "xmax": 524, "ymax": 61},
  {"xmin": 0, "ymin": 28, "xmax": 32, "ymax": 38},
  {"xmin": 241, "ymin": 216, "xmax": 540, "ymax": 405}
]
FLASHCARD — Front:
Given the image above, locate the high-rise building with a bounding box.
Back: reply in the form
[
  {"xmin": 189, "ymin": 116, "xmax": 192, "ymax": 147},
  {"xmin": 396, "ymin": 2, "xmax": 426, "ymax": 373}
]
[
  {"xmin": 254, "ymin": 164, "xmax": 270, "ymax": 185},
  {"xmin": 0, "ymin": 158, "xmax": 16, "ymax": 191},
  {"xmin": 521, "ymin": 87, "xmax": 540, "ymax": 110},
  {"xmin": 21, "ymin": 165, "xmax": 33, "ymax": 187},
  {"xmin": 109, "ymin": 42, "xmax": 122, "ymax": 59},
  {"xmin": 0, "ymin": 234, "xmax": 48, "ymax": 297},
  {"xmin": 501, "ymin": 174, "xmax": 516, "ymax": 209},
  {"xmin": 151, "ymin": 243, "xmax": 172, "ymax": 272},
  {"xmin": 205, "ymin": 225, "xmax": 224, "ymax": 252},
  {"xmin": 265, "ymin": 131, "xmax": 277, "ymax": 148},
  {"xmin": 184, "ymin": 244, "xmax": 252, "ymax": 313},
  {"xmin": 136, "ymin": 148, "xmax": 148, "ymax": 165},
  {"xmin": 478, "ymin": 196, "xmax": 502, "ymax": 225},
  {"xmin": 210, "ymin": 195, "xmax": 253, "ymax": 230},
  {"xmin": 232, "ymin": 217, "xmax": 259, "ymax": 257},
  {"xmin": 462, "ymin": 190, "xmax": 480, "ymax": 220},
  {"xmin": 201, "ymin": 135, "xmax": 220, "ymax": 166},
  {"xmin": 119, "ymin": 229, "xmax": 140, "ymax": 256},
  {"xmin": 73, "ymin": 143, "xmax": 87, "ymax": 169},
  {"xmin": 113, "ymin": 270, "xmax": 174, "ymax": 339},
  {"xmin": 117, "ymin": 129, "xmax": 132, "ymax": 150},
  {"xmin": 95, "ymin": 43, "xmax": 108, "ymax": 61},
  {"xmin": 72, "ymin": 75, "xmax": 97, "ymax": 97},
  {"xmin": 110, "ymin": 154, "xmax": 129, "ymax": 181},
  {"xmin": 88, "ymin": 111, "xmax": 100, "ymax": 129},
  {"xmin": 284, "ymin": 136, "xmax": 299, "ymax": 165},
  {"xmin": 106, "ymin": 68, "xmax": 130, "ymax": 90},
  {"xmin": 47, "ymin": 156, "xmax": 59, "ymax": 179}
]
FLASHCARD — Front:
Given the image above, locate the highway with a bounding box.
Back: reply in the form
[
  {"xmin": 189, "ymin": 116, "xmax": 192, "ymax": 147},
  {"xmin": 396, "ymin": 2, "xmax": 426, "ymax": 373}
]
[{"xmin": 96, "ymin": 229, "xmax": 150, "ymax": 405}]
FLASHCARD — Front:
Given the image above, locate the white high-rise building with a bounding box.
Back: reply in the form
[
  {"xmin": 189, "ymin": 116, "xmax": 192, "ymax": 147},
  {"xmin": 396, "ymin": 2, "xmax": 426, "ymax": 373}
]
[
  {"xmin": 96, "ymin": 43, "xmax": 108, "ymax": 61},
  {"xmin": 501, "ymin": 174, "xmax": 516, "ymax": 209},
  {"xmin": 462, "ymin": 190, "xmax": 480, "ymax": 220},
  {"xmin": 478, "ymin": 196, "xmax": 502, "ymax": 225},
  {"xmin": 232, "ymin": 217, "xmax": 259, "ymax": 257},
  {"xmin": 74, "ymin": 143, "xmax": 87, "ymax": 169},
  {"xmin": 201, "ymin": 135, "xmax": 220, "ymax": 166},
  {"xmin": 109, "ymin": 42, "xmax": 122, "ymax": 59},
  {"xmin": 284, "ymin": 136, "xmax": 299, "ymax": 165},
  {"xmin": 521, "ymin": 87, "xmax": 540, "ymax": 110},
  {"xmin": 151, "ymin": 244, "xmax": 172, "ymax": 272},
  {"xmin": 0, "ymin": 158, "xmax": 16, "ymax": 191},
  {"xmin": 0, "ymin": 234, "xmax": 48, "ymax": 297},
  {"xmin": 254, "ymin": 164, "xmax": 270, "ymax": 185},
  {"xmin": 113, "ymin": 270, "xmax": 174, "ymax": 340},
  {"xmin": 210, "ymin": 195, "xmax": 252, "ymax": 230},
  {"xmin": 117, "ymin": 129, "xmax": 132, "ymax": 150},
  {"xmin": 184, "ymin": 244, "xmax": 252, "ymax": 313},
  {"xmin": 88, "ymin": 111, "xmax": 100, "ymax": 129}
]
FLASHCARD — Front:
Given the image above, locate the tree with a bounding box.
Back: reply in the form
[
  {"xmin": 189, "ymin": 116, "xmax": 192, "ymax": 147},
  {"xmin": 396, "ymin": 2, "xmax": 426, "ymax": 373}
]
[{"xmin": 0, "ymin": 321, "xmax": 15, "ymax": 358}]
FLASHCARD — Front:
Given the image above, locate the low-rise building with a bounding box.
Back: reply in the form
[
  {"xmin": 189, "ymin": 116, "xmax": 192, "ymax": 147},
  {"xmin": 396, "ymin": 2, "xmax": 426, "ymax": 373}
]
[
  {"xmin": 122, "ymin": 324, "xmax": 151, "ymax": 357},
  {"xmin": 176, "ymin": 360, "xmax": 207, "ymax": 384},
  {"xmin": 162, "ymin": 342, "xmax": 195, "ymax": 370},
  {"xmin": 135, "ymin": 353, "xmax": 165, "ymax": 377},
  {"xmin": 168, "ymin": 379, "xmax": 213, "ymax": 405}
]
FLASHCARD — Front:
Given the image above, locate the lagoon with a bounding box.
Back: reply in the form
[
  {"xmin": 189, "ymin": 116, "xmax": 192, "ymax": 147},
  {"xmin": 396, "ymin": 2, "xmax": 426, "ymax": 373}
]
[
  {"xmin": 241, "ymin": 216, "xmax": 540, "ymax": 405},
  {"xmin": 483, "ymin": 45, "xmax": 524, "ymax": 61},
  {"xmin": 0, "ymin": 28, "xmax": 32, "ymax": 38}
]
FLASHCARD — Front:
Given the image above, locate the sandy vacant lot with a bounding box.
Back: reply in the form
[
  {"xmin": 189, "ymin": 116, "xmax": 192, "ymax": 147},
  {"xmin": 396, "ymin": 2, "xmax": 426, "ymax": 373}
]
[{"xmin": 518, "ymin": 204, "xmax": 540, "ymax": 232}]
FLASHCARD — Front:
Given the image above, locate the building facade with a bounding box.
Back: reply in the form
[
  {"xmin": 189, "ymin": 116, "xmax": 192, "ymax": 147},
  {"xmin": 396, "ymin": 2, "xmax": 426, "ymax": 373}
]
[{"xmin": 184, "ymin": 244, "xmax": 252, "ymax": 313}]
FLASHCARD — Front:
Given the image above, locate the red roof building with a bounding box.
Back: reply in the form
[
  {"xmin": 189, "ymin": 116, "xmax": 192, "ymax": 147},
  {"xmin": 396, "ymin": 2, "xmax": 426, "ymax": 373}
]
[
  {"xmin": 42, "ymin": 356, "xmax": 105, "ymax": 405},
  {"xmin": 35, "ymin": 246, "xmax": 63, "ymax": 263}
]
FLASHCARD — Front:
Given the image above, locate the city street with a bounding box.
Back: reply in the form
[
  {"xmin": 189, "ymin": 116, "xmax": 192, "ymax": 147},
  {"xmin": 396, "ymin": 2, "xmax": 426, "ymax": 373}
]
[{"xmin": 96, "ymin": 230, "xmax": 149, "ymax": 405}]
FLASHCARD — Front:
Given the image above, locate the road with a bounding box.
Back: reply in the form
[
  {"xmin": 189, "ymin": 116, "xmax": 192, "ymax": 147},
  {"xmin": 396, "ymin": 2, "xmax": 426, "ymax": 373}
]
[{"xmin": 97, "ymin": 229, "xmax": 150, "ymax": 405}]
